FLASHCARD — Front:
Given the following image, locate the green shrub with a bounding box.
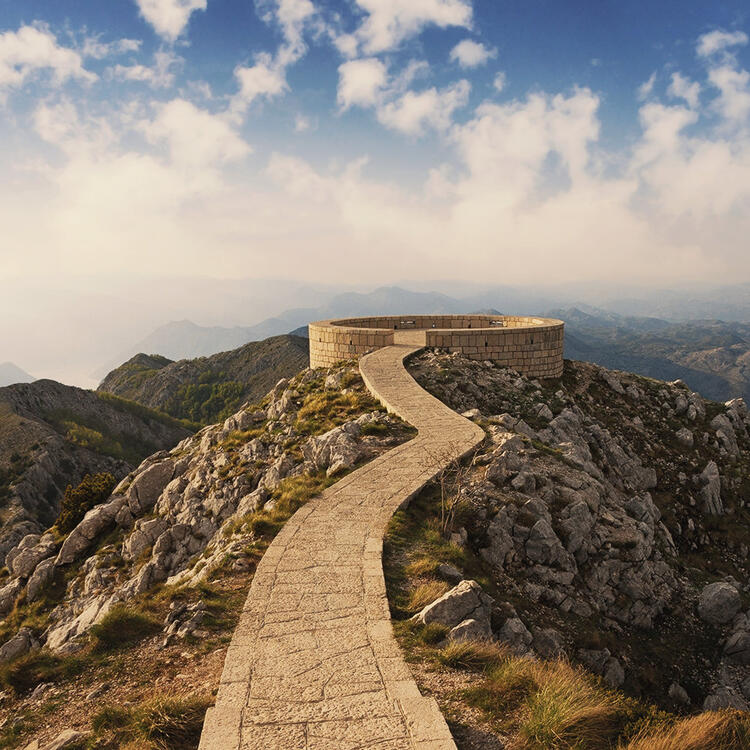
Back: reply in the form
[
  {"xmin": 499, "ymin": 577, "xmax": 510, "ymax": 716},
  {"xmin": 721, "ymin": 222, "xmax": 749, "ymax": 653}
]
[
  {"xmin": 0, "ymin": 649, "xmax": 85, "ymax": 695},
  {"xmin": 55, "ymin": 473, "xmax": 116, "ymax": 535},
  {"xmin": 89, "ymin": 604, "xmax": 160, "ymax": 651},
  {"xmin": 134, "ymin": 695, "xmax": 212, "ymax": 749}
]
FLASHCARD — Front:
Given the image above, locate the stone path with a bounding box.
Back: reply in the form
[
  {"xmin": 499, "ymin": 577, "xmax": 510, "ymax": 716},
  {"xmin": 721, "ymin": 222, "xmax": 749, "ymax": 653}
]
[{"xmin": 199, "ymin": 345, "xmax": 485, "ymax": 749}]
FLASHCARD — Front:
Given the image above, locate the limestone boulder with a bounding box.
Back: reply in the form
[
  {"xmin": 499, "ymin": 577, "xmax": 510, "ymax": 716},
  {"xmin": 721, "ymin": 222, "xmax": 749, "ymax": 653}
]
[
  {"xmin": 56, "ymin": 496, "xmax": 128, "ymax": 566},
  {"xmin": 697, "ymin": 582, "xmax": 741, "ymax": 625},
  {"xmin": 412, "ymin": 579, "xmax": 494, "ymax": 630},
  {"xmin": 26, "ymin": 558, "xmax": 56, "ymax": 602},
  {"xmin": 126, "ymin": 459, "xmax": 175, "ymax": 514}
]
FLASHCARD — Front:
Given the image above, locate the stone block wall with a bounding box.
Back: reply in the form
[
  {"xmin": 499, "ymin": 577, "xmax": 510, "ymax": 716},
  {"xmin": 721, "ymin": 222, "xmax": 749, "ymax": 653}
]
[{"xmin": 308, "ymin": 315, "xmax": 564, "ymax": 378}]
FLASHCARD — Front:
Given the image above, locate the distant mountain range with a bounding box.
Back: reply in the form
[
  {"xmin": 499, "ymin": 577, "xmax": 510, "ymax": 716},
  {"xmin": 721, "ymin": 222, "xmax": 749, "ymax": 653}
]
[
  {"xmin": 103, "ymin": 285, "xmax": 750, "ymax": 405},
  {"xmin": 0, "ymin": 362, "xmax": 34, "ymax": 387}
]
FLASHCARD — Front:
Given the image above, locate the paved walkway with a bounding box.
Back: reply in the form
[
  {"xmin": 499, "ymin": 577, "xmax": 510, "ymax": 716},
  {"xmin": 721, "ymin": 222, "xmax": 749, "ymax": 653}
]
[{"xmin": 199, "ymin": 345, "xmax": 485, "ymax": 749}]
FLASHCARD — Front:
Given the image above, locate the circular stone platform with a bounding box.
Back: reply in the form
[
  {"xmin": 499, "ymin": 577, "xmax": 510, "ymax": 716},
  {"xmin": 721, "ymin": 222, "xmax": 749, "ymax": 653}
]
[{"xmin": 309, "ymin": 314, "xmax": 564, "ymax": 378}]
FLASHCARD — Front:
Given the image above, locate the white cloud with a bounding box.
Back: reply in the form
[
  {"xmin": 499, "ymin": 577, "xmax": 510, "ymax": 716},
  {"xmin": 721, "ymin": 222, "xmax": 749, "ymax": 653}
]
[
  {"xmin": 697, "ymin": 29, "xmax": 748, "ymax": 58},
  {"xmin": 668, "ymin": 72, "xmax": 700, "ymax": 108},
  {"xmin": 0, "ymin": 24, "xmax": 96, "ymax": 95},
  {"xmin": 232, "ymin": 54, "xmax": 288, "ymax": 114},
  {"xmin": 231, "ymin": 0, "xmax": 317, "ymax": 117},
  {"xmin": 708, "ymin": 65, "xmax": 750, "ymax": 126},
  {"xmin": 112, "ymin": 50, "xmax": 182, "ymax": 88},
  {"xmin": 82, "ymin": 36, "xmax": 141, "ymax": 59},
  {"xmin": 637, "ymin": 72, "xmax": 656, "ymax": 100},
  {"xmin": 377, "ymin": 79, "xmax": 470, "ymax": 135},
  {"xmin": 337, "ymin": 57, "xmax": 388, "ymax": 109},
  {"xmin": 134, "ymin": 0, "xmax": 207, "ymax": 41},
  {"xmin": 449, "ymin": 39, "xmax": 496, "ymax": 69},
  {"xmin": 351, "ymin": 0, "xmax": 473, "ymax": 54},
  {"xmin": 145, "ymin": 98, "xmax": 250, "ymax": 170},
  {"xmin": 493, "ymin": 72, "xmax": 506, "ymax": 92}
]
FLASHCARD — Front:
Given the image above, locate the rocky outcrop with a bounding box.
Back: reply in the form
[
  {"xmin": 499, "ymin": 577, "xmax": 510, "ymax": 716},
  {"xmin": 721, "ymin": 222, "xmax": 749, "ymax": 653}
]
[
  {"xmin": 0, "ymin": 365, "xmax": 405, "ymax": 657},
  {"xmin": 408, "ymin": 351, "xmax": 750, "ymax": 708}
]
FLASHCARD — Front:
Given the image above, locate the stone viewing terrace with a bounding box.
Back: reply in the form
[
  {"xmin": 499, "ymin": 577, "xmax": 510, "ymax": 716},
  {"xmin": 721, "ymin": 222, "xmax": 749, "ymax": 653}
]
[{"xmin": 309, "ymin": 314, "xmax": 565, "ymax": 378}]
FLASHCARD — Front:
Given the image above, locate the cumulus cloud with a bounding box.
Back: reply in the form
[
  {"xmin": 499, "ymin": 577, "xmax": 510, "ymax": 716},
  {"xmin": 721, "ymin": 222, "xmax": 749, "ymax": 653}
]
[
  {"xmin": 337, "ymin": 57, "xmax": 388, "ymax": 109},
  {"xmin": 493, "ymin": 72, "xmax": 506, "ymax": 92},
  {"xmin": 449, "ymin": 39, "xmax": 496, "ymax": 68},
  {"xmin": 377, "ymin": 79, "xmax": 470, "ymax": 135},
  {"xmin": 231, "ymin": 54, "xmax": 288, "ymax": 114},
  {"xmin": 112, "ymin": 50, "xmax": 182, "ymax": 88},
  {"xmin": 350, "ymin": 0, "xmax": 473, "ymax": 54},
  {"xmin": 697, "ymin": 29, "xmax": 748, "ymax": 58},
  {"xmin": 231, "ymin": 0, "xmax": 317, "ymax": 116},
  {"xmin": 133, "ymin": 0, "xmax": 207, "ymax": 41},
  {"xmin": 145, "ymin": 98, "xmax": 251, "ymax": 169},
  {"xmin": 667, "ymin": 72, "xmax": 700, "ymax": 108},
  {"xmin": 0, "ymin": 24, "xmax": 96, "ymax": 96}
]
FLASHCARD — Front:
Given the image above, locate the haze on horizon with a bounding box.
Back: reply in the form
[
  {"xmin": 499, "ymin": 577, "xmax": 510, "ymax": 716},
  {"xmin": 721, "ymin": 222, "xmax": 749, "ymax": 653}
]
[{"xmin": 1, "ymin": 0, "xmax": 750, "ymax": 383}]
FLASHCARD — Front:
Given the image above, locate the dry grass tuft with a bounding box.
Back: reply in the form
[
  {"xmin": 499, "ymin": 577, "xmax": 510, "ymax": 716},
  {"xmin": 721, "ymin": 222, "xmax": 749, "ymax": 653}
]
[
  {"xmin": 621, "ymin": 709, "xmax": 750, "ymax": 750},
  {"xmin": 406, "ymin": 581, "xmax": 451, "ymax": 612},
  {"xmin": 438, "ymin": 639, "xmax": 508, "ymax": 671}
]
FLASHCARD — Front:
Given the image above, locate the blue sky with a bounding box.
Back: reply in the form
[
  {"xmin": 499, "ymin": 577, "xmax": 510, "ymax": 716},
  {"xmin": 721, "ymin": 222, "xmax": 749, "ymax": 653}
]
[{"xmin": 0, "ymin": 0, "xmax": 749, "ymax": 291}]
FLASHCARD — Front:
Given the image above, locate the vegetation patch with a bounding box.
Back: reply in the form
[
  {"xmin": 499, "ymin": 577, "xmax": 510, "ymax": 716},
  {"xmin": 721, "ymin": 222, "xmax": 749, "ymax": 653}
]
[
  {"xmin": 89, "ymin": 604, "xmax": 161, "ymax": 652},
  {"xmin": 0, "ymin": 649, "xmax": 86, "ymax": 696},
  {"xmin": 91, "ymin": 694, "xmax": 212, "ymax": 749},
  {"xmin": 55, "ymin": 472, "xmax": 117, "ymax": 535}
]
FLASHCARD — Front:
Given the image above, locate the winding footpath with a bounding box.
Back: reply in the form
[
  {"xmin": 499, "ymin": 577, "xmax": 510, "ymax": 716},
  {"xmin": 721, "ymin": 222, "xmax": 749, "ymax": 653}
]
[{"xmin": 199, "ymin": 344, "xmax": 485, "ymax": 749}]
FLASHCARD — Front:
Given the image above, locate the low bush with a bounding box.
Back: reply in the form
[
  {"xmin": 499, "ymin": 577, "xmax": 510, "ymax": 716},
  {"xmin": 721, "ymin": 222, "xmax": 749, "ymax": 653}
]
[
  {"xmin": 92, "ymin": 694, "xmax": 212, "ymax": 749},
  {"xmin": 0, "ymin": 649, "xmax": 85, "ymax": 695},
  {"xmin": 89, "ymin": 604, "xmax": 160, "ymax": 651},
  {"xmin": 55, "ymin": 472, "xmax": 116, "ymax": 535}
]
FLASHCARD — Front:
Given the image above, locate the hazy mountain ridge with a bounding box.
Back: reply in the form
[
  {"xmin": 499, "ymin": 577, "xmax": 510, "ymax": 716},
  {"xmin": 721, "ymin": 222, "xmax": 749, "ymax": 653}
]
[
  {"xmin": 0, "ymin": 362, "xmax": 34, "ymax": 388},
  {"xmin": 97, "ymin": 334, "xmax": 309, "ymax": 426}
]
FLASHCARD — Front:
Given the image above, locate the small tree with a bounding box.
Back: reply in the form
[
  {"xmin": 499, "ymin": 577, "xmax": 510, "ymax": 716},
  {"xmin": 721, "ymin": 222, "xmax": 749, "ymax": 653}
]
[
  {"xmin": 55, "ymin": 472, "xmax": 116, "ymax": 535},
  {"xmin": 422, "ymin": 441, "xmax": 480, "ymax": 536}
]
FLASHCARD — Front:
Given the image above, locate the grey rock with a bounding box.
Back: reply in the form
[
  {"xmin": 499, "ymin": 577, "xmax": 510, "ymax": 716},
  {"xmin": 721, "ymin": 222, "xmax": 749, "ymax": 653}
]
[
  {"xmin": 26, "ymin": 558, "xmax": 56, "ymax": 602},
  {"xmin": 668, "ymin": 682, "xmax": 690, "ymax": 705},
  {"xmin": 532, "ymin": 627, "xmax": 565, "ymax": 658},
  {"xmin": 39, "ymin": 730, "xmax": 88, "ymax": 750},
  {"xmin": 0, "ymin": 578, "xmax": 23, "ymax": 615},
  {"xmin": 56, "ymin": 496, "xmax": 127, "ymax": 565},
  {"xmin": 724, "ymin": 630, "xmax": 750, "ymax": 665},
  {"xmin": 126, "ymin": 459, "xmax": 175, "ymax": 514},
  {"xmin": 497, "ymin": 617, "xmax": 532, "ymax": 653},
  {"xmin": 675, "ymin": 427, "xmax": 693, "ymax": 448},
  {"xmin": 436, "ymin": 563, "xmax": 463, "ymax": 585},
  {"xmin": 448, "ymin": 617, "xmax": 492, "ymax": 642},
  {"xmin": 703, "ymin": 689, "xmax": 749, "ymax": 711},
  {"xmin": 697, "ymin": 582, "xmax": 741, "ymax": 625},
  {"xmin": 603, "ymin": 657, "xmax": 625, "ymax": 687},
  {"xmin": 412, "ymin": 579, "xmax": 494, "ymax": 629},
  {"xmin": 0, "ymin": 627, "xmax": 34, "ymax": 663},
  {"xmin": 699, "ymin": 461, "xmax": 723, "ymax": 515}
]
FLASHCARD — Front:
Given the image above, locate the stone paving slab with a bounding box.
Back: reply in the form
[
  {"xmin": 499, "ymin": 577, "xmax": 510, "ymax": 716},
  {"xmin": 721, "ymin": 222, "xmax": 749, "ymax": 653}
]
[{"xmin": 199, "ymin": 345, "xmax": 485, "ymax": 749}]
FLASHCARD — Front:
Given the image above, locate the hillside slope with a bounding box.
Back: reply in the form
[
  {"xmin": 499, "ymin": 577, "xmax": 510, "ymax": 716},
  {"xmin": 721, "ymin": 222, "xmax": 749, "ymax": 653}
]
[
  {"xmin": 98, "ymin": 334, "xmax": 309, "ymax": 425},
  {"xmin": 0, "ymin": 380, "xmax": 190, "ymax": 564}
]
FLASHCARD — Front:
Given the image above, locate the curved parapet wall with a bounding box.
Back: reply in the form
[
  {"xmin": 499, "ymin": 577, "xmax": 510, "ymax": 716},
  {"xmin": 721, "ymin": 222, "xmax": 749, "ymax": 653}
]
[{"xmin": 309, "ymin": 314, "xmax": 564, "ymax": 378}]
